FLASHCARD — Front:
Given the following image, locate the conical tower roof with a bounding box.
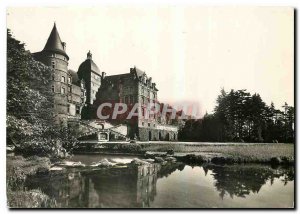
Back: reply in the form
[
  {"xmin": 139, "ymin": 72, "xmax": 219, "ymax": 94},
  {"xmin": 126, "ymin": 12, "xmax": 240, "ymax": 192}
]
[{"xmin": 43, "ymin": 23, "xmax": 69, "ymax": 60}]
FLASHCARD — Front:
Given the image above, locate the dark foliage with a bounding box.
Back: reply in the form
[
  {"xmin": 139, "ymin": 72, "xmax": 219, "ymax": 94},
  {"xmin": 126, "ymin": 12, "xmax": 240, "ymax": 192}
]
[
  {"xmin": 179, "ymin": 89, "xmax": 294, "ymax": 143},
  {"xmin": 7, "ymin": 29, "xmax": 79, "ymax": 157}
]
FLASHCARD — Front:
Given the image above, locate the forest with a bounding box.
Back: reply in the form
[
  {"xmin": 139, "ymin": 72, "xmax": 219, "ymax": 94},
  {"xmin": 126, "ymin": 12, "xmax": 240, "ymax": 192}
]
[{"xmin": 179, "ymin": 89, "xmax": 294, "ymax": 143}]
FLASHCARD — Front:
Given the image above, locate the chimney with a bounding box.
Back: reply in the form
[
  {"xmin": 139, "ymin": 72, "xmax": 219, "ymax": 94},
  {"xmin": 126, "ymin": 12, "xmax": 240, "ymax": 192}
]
[
  {"xmin": 62, "ymin": 42, "xmax": 66, "ymax": 51},
  {"xmin": 130, "ymin": 66, "xmax": 136, "ymax": 74},
  {"xmin": 101, "ymin": 71, "xmax": 106, "ymax": 81}
]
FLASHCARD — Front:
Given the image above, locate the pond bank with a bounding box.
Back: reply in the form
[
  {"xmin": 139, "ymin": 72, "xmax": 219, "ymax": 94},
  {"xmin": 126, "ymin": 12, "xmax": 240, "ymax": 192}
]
[
  {"xmin": 7, "ymin": 152, "xmax": 294, "ymax": 208},
  {"xmin": 75, "ymin": 142, "xmax": 294, "ymax": 165},
  {"xmin": 7, "ymin": 142, "xmax": 294, "ymax": 208},
  {"xmin": 7, "ymin": 156, "xmax": 56, "ymax": 208}
]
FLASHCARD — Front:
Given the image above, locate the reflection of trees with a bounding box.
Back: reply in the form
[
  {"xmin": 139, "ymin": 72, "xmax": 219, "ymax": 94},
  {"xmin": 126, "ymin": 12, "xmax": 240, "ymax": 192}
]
[
  {"xmin": 203, "ymin": 164, "xmax": 294, "ymax": 199},
  {"xmin": 157, "ymin": 162, "xmax": 185, "ymax": 179},
  {"xmin": 25, "ymin": 162, "xmax": 294, "ymax": 207}
]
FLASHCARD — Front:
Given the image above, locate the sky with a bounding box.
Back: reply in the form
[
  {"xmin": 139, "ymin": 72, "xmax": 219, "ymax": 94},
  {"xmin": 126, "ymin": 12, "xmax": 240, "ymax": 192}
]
[{"xmin": 6, "ymin": 6, "xmax": 294, "ymax": 116}]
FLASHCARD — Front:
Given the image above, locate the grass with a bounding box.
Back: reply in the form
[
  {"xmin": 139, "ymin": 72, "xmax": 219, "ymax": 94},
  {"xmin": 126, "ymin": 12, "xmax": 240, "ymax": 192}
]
[
  {"xmin": 85, "ymin": 142, "xmax": 294, "ymax": 164},
  {"xmin": 7, "ymin": 188, "xmax": 56, "ymax": 208},
  {"xmin": 142, "ymin": 143, "xmax": 294, "ymax": 159},
  {"xmin": 6, "ymin": 155, "xmax": 56, "ymax": 208}
]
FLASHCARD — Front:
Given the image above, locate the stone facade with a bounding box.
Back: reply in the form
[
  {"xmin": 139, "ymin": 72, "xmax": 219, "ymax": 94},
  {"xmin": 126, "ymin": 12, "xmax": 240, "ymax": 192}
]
[
  {"xmin": 33, "ymin": 23, "xmax": 178, "ymax": 141},
  {"xmin": 33, "ymin": 23, "xmax": 86, "ymax": 123},
  {"xmin": 93, "ymin": 67, "xmax": 178, "ymax": 141},
  {"xmin": 78, "ymin": 51, "xmax": 102, "ymax": 106}
]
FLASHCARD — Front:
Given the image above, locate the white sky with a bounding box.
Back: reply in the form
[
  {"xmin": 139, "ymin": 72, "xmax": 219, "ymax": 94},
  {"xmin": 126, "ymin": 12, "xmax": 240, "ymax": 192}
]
[{"xmin": 6, "ymin": 6, "xmax": 294, "ymax": 116}]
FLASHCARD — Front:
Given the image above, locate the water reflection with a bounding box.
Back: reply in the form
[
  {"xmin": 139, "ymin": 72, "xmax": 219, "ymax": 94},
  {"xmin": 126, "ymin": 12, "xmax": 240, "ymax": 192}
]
[
  {"xmin": 25, "ymin": 163, "xmax": 294, "ymax": 208},
  {"xmin": 202, "ymin": 165, "xmax": 294, "ymax": 199}
]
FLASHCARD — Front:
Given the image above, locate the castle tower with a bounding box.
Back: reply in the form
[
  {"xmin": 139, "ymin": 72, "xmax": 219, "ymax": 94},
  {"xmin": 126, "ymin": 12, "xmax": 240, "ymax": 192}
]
[
  {"xmin": 78, "ymin": 51, "xmax": 101, "ymax": 106},
  {"xmin": 33, "ymin": 23, "xmax": 70, "ymax": 123}
]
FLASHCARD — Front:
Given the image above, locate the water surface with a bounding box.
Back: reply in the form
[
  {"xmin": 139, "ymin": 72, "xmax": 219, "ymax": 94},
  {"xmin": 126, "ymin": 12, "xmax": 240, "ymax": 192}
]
[{"xmin": 26, "ymin": 154, "xmax": 294, "ymax": 208}]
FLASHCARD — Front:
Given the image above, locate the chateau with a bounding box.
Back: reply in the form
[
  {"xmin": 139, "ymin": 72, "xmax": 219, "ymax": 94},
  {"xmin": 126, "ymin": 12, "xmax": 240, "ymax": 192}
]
[{"xmin": 33, "ymin": 23, "xmax": 178, "ymax": 141}]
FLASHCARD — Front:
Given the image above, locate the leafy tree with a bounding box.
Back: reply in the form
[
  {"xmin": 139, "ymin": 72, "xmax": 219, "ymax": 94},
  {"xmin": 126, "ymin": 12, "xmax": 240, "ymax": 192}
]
[
  {"xmin": 7, "ymin": 29, "xmax": 55, "ymax": 145},
  {"xmin": 7, "ymin": 29, "xmax": 79, "ymax": 157}
]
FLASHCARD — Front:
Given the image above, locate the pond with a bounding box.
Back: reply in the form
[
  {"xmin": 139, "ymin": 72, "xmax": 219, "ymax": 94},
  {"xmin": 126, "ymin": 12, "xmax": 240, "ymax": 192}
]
[{"xmin": 25, "ymin": 154, "xmax": 294, "ymax": 208}]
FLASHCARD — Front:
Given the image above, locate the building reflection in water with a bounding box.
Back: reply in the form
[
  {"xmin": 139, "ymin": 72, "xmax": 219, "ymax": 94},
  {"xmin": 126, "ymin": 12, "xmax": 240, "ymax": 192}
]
[
  {"xmin": 26, "ymin": 163, "xmax": 183, "ymax": 208},
  {"xmin": 25, "ymin": 163, "xmax": 294, "ymax": 208}
]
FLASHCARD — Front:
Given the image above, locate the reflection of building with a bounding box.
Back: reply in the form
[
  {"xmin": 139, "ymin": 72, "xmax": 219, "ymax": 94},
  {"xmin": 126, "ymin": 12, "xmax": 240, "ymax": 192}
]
[{"xmin": 25, "ymin": 163, "xmax": 185, "ymax": 208}]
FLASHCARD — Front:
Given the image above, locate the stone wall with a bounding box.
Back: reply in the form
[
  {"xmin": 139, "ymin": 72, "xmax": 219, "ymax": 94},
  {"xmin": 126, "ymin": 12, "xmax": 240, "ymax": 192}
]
[{"xmin": 138, "ymin": 127, "xmax": 178, "ymax": 141}]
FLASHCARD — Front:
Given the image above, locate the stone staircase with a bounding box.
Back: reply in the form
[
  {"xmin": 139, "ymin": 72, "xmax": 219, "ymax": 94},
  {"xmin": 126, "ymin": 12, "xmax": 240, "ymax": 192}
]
[{"xmin": 68, "ymin": 119, "xmax": 128, "ymax": 141}]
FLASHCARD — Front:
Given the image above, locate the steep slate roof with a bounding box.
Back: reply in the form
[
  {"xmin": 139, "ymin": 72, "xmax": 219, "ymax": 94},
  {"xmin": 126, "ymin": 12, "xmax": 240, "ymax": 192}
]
[
  {"xmin": 78, "ymin": 51, "xmax": 101, "ymax": 76},
  {"xmin": 78, "ymin": 58, "xmax": 101, "ymax": 75},
  {"xmin": 104, "ymin": 73, "xmax": 130, "ymax": 82},
  {"xmin": 43, "ymin": 23, "xmax": 69, "ymax": 60},
  {"xmin": 133, "ymin": 67, "xmax": 145, "ymax": 78}
]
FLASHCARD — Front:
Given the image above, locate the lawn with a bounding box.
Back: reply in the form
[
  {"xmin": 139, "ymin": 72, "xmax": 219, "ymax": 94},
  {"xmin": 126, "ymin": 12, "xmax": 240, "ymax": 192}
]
[{"xmin": 140, "ymin": 143, "xmax": 294, "ymax": 162}]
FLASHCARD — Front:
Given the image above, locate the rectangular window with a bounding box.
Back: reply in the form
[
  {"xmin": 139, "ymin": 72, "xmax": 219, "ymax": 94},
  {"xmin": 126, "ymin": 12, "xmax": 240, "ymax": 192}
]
[
  {"xmin": 51, "ymin": 85, "xmax": 55, "ymax": 92},
  {"xmin": 67, "ymin": 104, "xmax": 70, "ymax": 113},
  {"xmin": 52, "ymin": 74, "xmax": 55, "ymax": 80},
  {"xmin": 68, "ymin": 76, "xmax": 71, "ymax": 84},
  {"xmin": 61, "ymin": 87, "xmax": 65, "ymax": 94},
  {"xmin": 61, "ymin": 76, "xmax": 65, "ymax": 83},
  {"xmin": 68, "ymin": 86, "xmax": 72, "ymax": 93},
  {"xmin": 148, "ymin": 123, "xmax": 150, "ymax": 127},
  {"xmin": 76, "ymin": 105, "xmax": 80, "ymax": 114},
  {"xmin": 51, "ymin": 61, "xmax": 55, "ymax": 68}
]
